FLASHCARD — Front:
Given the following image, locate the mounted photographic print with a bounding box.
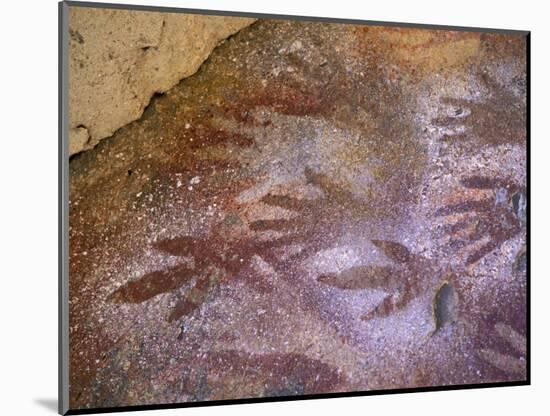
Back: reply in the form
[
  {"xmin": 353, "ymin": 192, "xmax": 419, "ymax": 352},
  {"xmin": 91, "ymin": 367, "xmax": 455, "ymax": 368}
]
[{"xmin": 59, "ymin": 1, "xmax": 530, "ymax": 414}]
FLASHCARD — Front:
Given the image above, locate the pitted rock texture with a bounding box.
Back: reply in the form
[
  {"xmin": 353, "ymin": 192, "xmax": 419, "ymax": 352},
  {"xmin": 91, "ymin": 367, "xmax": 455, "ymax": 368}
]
[
  {"xmin": 68, "ymin": 6, "xmax": 254, "ymax": 155},
  {"xmin": 69, "ymin": 18, "xmax": 527, "ymax": 410}
]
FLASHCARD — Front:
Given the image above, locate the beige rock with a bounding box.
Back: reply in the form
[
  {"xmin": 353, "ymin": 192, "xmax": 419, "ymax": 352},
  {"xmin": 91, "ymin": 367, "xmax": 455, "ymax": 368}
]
[{"xmin": 68, "ymin": 6, "xmax": 254, "ymax": 155}]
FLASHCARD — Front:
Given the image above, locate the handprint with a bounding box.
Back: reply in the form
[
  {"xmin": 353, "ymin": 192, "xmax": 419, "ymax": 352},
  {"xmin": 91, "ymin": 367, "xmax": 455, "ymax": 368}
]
[
  {"xmin": 435, "ymin": 175, "xmax": 525, "ymax": 267},
  {"xmin": 247, "ymin": 166, "xmax": 370, "ymax": 268},
  {"xmin": 108, "ymin": 220, "xmax": 283, "ymax": 322},
  {"xmin": 317, "ymin": 240, "xmax": 435, "ymax": 321},
  {"xmin": 431, "ymin": 72, "xmax": 526, "ymax": 145},
  {"xmin": 478, "ymin": 322, "xmax": 527, "ymax": 376}
]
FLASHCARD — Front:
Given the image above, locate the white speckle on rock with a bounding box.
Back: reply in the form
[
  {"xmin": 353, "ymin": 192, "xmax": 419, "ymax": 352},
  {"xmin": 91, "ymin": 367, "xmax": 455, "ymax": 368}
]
[
  {"xmin": 271, "ymin": 67, "xmax": 282, "ymax": 77},
  {"xmin": 290, "ymin": 40, "xmax": 302, "ymax": 52}
]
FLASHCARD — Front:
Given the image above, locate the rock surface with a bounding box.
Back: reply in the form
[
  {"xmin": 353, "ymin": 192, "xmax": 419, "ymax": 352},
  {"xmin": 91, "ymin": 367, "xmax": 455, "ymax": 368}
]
[
  {"xmin": 68, "ymin": 6, "xmax": 254, "ymax": 155},
  {"xmin": 69, "ymin": 18, "xmax": 527, "ymax": 410}
]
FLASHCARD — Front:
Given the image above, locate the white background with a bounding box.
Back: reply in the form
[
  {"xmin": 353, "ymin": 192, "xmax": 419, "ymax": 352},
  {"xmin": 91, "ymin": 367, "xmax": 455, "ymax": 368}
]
[{"xmin": 1, "ymin": 0, "xmax": 547, "ymax": 415}]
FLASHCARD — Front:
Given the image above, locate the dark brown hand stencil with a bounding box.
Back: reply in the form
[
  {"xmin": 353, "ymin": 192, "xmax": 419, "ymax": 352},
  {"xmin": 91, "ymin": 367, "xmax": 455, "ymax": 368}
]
[
  {"xmin": 432, "ymin": 73, "xmax": 526, "ymax": 145},
  {"xmin": 317, "ymin": 240, "xmax": 436, "ymax": 321},
  {"xmin": 435, "ymin": 175, "xmax": 525, "ymax": 267}
]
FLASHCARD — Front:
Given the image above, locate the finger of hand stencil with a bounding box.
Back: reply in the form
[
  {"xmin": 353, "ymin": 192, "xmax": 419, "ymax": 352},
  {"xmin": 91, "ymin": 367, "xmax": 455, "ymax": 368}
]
[
  {"xmin": 478, "ymin": 349, "xmax": 526, "ymax": 375},
  {"xmin": 460, "ymin": 176, "xmax": 508, "ymax": 190},
  {"xmin": 249, "ymin": 218, "xmax": 303, "ymax": 232},
  {"xmin": 256, "ymin": 234, "xmax": 307, "ymax": 250},
  {"xmin": 435, "ymin": 199, "xmax": 493, "ymax": 216},
  {"xmin": 361, "ymin": 295, "xmax": 399, "ymax": 321},
  {"xmin": 304, "ymin": 167, "xmax": 354, "ymax": 201},
  {"xmin": 442, "ymin": 238, "xmax": 471, "ymax": 253},
  {"xmin": 318, "ymin": 265, "xmax": 396, "ymax": 290},
  {"xmin": 440, "ymin": 132, "xmax": 467, "ymax": 142},
  {"xmin": 261, "ymin": 193, "xmax": 314, "ymax": 212},
  {"xmin": 371, "ymin": 240, "xmax": 413, "ymax": 264},
  {"xmin": 495, "ymin": 323, "xmax": 527, "ymax": 355},
  {"xmin": 168, "ymin": 298, "xmax": 199, "ymax": 322},
  {"xmin": 432, "ymin": 115, "xmax": 466, "ymax": 128},
  {"xmin": 465, "ymin": 240, "xmax": 499, "ymax": 266},
  {"xmin": 108, "ymin": 264, "xmax": 196, "ymax": 303},
  {"xmin": 273, "ymin": 242, "xmax": 322, "ymax": 271},
  {"xmin": 153, "ymin": 236, "xmax": 205, "ymax": 257},
  {"xmin": 168, "ymin": 275, "xmax": 214, "ymax": 322},
  {"xmin": 438, "ymin": 218, "xmax": 474, "ymax": 235}
]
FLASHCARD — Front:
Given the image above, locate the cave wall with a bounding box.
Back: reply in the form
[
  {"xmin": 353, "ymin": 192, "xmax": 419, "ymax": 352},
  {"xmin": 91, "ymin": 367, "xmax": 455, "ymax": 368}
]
[{"xmin": 68, "ymin": 6, "xmax": 254, "ymax": 155}]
